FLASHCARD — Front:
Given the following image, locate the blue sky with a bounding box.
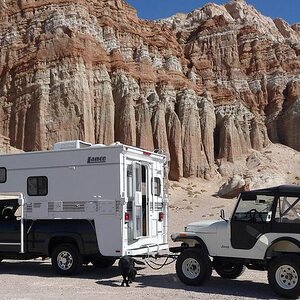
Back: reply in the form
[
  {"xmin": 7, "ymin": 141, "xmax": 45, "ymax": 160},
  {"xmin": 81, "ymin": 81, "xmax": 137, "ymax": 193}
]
[{"xmin": 126, "ymin": 0, "xmax": 300, "ymax": 25}]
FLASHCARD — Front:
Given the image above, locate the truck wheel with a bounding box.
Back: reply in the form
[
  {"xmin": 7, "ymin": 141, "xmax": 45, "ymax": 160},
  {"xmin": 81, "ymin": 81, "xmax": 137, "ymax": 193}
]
[
  {"xmin": 51, "ymin": 244, "xmax": 82, "ymax": 275},
  {"xmin": 268, "ymin": 255, "xmax": 300, "ymax": 298},
  {"xmin": 213, "ymin": 258, "xmax": 245, "ymax": 279},
  {"xmin": 91, "ymin": 257, "xmax": 116, "ymax": 269},
  {"xmin": 176, "ymin": 249, "xmax": 212, "ymax": 285}
]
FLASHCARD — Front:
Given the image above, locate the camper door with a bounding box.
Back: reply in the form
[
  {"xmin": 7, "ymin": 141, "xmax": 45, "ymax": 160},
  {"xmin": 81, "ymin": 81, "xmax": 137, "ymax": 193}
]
[
  {"xmin": 126, "ymin": 161, "xmax": 151, "ymax": 240},
  {"xmin": 132, "ymin": 162, "xmax": 143, "ymax": 239}
]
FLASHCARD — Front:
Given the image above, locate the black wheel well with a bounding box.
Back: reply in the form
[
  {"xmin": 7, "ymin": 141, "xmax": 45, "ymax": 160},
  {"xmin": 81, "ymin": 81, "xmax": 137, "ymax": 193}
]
[
  {"xmin": 171, "ymin": 236, "xmax": 209, "ymax": 254},
  {"xmin": 194, "ymin": 238, "xmax": 209, "ymax": 255},
  {"xmin": 182, "ymin": 238, "xmax": 209, "ymax": 255},
  {"xmin": 265, "ymin": 237, "xmax": 300, "ymax": 259},
  {"xmin": 48, "ymin": 237, "xmax": 79, "ymax": 255}
]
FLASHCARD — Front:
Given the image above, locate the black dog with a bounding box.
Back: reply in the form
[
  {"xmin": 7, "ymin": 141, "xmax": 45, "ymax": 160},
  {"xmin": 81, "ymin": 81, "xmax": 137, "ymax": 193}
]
[{"xmin": 119, "ymin": 255, "xmax": 144, "ymax": 287}]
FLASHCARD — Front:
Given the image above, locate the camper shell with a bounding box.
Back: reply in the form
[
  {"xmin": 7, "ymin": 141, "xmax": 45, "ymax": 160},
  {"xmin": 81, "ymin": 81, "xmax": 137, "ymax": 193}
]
[{"xmin": 0, "ymin": 141, "xmax": 168, "ymax": 274}]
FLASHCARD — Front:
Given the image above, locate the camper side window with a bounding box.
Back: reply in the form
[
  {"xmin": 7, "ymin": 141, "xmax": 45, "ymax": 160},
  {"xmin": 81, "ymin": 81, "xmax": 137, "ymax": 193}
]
[
  {"xmin": 27, "ymin": 176, "xmax": 48, "ymax": 196},
  {"xmin": 0, "ymin": 167, "xmax": 7, "ymax": 183}
]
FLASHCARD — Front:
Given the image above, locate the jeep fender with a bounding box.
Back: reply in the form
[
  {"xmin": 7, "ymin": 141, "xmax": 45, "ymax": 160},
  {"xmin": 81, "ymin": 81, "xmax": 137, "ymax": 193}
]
[
  {"xmin": 265, "ymin": 237, "xmax": 300, "ymax": 259},
  {"xmin": 171, "ymin": 232, "xmax": 209, "ymax": 255}
]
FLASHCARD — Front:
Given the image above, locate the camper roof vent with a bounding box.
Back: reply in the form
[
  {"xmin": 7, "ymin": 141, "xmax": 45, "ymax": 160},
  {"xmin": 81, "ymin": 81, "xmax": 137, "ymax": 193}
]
[
  {"xmin": 110, "ymin": 141, "xmax": 122, "ymax": 146},
  {"xmin": 53, "ymin": 140, "xmax": 92, "ymax": 150}
]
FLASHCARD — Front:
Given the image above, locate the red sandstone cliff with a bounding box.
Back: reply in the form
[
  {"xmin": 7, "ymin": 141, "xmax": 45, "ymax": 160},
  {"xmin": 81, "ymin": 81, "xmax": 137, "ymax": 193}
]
[{"xmin": 0, "ymin": 0, "xmax": 299, "ymax": 180}]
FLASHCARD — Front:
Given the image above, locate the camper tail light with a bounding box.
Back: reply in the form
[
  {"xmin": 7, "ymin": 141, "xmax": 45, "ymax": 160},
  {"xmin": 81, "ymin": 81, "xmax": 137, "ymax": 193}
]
[
  {"xmin": 159, "ymin": 212, "xmax": 164, "ymax": 222},
  {"xmin": 124, "ymin": 212, "xmax": 130, "ymax": 223}
]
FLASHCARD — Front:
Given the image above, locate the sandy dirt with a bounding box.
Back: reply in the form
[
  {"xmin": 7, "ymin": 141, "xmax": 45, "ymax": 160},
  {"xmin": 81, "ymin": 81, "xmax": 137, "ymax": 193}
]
[{"xmin": 0, "ymin": 259, "xmax": 273, "ymax": 300}]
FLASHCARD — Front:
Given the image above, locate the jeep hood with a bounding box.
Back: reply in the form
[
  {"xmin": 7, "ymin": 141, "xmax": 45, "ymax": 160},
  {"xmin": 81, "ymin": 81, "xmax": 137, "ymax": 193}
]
[{"xmin": 185, "ymin": 220, "xmax": 224, "ymax": 233}]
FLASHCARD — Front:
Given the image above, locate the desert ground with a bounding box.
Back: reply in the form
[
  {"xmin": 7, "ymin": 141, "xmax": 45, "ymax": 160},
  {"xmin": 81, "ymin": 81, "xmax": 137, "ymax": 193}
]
[
  {"xmin": 1, "ymin": 143, "xmax": 299, "ymax": 299},
  {"xmin": 0, "ymin": 183, "xmax": 273, "ymax": 300},
  {"xmin": 0, "ymin": 191, "xmax": 272, "ymax": 300}
]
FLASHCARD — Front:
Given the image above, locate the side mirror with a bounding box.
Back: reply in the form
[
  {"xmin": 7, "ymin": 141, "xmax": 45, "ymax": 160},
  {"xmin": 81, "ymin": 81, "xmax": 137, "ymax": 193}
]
[{"xmin": 220, "ymin": 209, "xmax": 227, "ymax": 222}]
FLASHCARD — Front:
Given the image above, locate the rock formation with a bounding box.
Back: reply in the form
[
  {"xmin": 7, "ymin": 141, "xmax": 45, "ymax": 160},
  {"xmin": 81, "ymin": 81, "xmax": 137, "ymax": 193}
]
[{"xmin": 0, "ymin": 0, "xmax": 299, "ymax": 180}]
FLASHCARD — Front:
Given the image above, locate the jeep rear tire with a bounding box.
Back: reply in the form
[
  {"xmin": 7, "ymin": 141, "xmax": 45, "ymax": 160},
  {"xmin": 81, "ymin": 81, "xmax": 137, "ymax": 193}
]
[
  {"xmin": 176, "ymin": 249, "xmax": 212, "ymax": 285},
  {"xmin": 213, "ymin": 258, "xmax": 245, "ymax": 279},
  {"xmin": 51, "ymin": 244, "xmax": 82, "ymax": 275},
  {"xmin": 268, "ymin": 254, "xmax": 300, "ymax": 298}
]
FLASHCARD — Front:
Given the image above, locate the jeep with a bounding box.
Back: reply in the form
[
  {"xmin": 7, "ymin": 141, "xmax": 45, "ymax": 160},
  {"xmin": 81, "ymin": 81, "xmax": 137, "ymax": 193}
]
[{"xmin": 171, "ymin": 185, "xmax": 300, "ymax": 298}]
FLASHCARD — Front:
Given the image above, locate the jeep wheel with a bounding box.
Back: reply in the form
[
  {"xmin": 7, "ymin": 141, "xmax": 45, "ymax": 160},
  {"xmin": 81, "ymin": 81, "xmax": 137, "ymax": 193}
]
[
  {"xmin": 213, "ymin": 258, "xmax": 245, "ymax": 279},
  {"xmin": 51, "ymin": 244, "xmax": 82, "ymax": 275},
  {"xmin": 176, "ymin": 249, "xmax": 212, "ymax": 285},
  {"xmin": 91, "ymin": 257, "xmax": 116, "ymax": 269},
  {"xmin": 268, "ymin": 255, "xmax": 300, "ymax": 298}
]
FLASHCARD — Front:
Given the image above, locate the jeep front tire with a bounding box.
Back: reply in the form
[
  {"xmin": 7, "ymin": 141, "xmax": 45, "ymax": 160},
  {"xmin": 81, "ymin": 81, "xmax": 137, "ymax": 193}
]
[
  {"xmin": 268, "ymin": 254, "xmax": 300, "ymax": 298},
  {"xmin": 176, "ymin": 249, "xmax": 212, "ymax": 285}
]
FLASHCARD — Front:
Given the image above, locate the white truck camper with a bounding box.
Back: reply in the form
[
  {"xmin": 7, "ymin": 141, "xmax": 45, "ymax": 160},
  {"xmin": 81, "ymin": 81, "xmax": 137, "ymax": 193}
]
[{"xmin": 0, "ymin": 140, "xmax": 169, "ymax": 275}]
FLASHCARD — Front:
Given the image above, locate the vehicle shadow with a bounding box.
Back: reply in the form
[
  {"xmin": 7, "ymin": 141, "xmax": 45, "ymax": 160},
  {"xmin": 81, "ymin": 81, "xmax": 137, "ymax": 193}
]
[
  {"xmin": 131, "ymin": 273, "xmax": 278, "ymax": 299},
  {"xmin": 0, "ymin": 260, "xmax": 280, "ymax": 299},
  {"xmin": 0, "ymin": 260, "xmax": 122, "ymax": 280}
]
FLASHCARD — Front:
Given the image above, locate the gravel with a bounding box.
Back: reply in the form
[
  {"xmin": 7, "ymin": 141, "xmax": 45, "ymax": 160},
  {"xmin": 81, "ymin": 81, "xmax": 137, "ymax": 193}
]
[{"xmin": 0, "ymin": 254, "xmax": 278, "ymax": 299}]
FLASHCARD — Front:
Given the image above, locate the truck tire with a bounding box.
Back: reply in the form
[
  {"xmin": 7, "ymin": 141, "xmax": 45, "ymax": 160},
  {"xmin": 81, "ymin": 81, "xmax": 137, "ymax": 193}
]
[
  {"xmin": 268, "ymin": 254, "xmax": 300, "ymax": 298},
  {"xmin": 51, "ymin": 244, "xmax": 82, "ymax": 275},
  {"xmin": 91, "ymin": 257, "xmax": 116, "ymax": 269},
  {"xmin": 176, "ymin": 249, "xmax": 212, "ymax": 285},
  {"xmin": 213, "ymin": 258, "xmax": 245, "ymax": 279}
]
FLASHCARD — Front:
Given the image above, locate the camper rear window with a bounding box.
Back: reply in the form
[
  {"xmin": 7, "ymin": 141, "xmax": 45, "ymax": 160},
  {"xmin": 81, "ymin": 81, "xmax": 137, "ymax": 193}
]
[
  {"xmin": 152, "ymin": 177, "xmax": 161, "ymax": 196},
  {"xmin": 0, "ymin": 168, "xmax": 7, "ymax": 183},
  {"xmin": 27, "ymin": 176, "xmax": 48, "ymax": 196}
]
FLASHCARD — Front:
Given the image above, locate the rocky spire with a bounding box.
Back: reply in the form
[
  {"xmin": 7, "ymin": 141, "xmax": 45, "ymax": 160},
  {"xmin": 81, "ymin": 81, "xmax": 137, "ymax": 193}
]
[{"xmin": 0, "ymin": 0, "xmax": 299, "ymax": 180}]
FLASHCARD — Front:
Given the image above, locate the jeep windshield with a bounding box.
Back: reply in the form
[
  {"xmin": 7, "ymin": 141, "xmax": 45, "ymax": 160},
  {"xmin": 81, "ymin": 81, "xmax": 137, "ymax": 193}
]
[{"xmin": 233, "ymin": 193, "xmax": 275, "ymax": 222}]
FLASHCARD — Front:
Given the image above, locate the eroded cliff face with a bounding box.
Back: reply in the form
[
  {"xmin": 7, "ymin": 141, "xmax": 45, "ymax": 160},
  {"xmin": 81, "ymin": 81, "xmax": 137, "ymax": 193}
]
[{"xmin": 0, "ymin": 0, "xmax": 299, "ymax": 180}]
